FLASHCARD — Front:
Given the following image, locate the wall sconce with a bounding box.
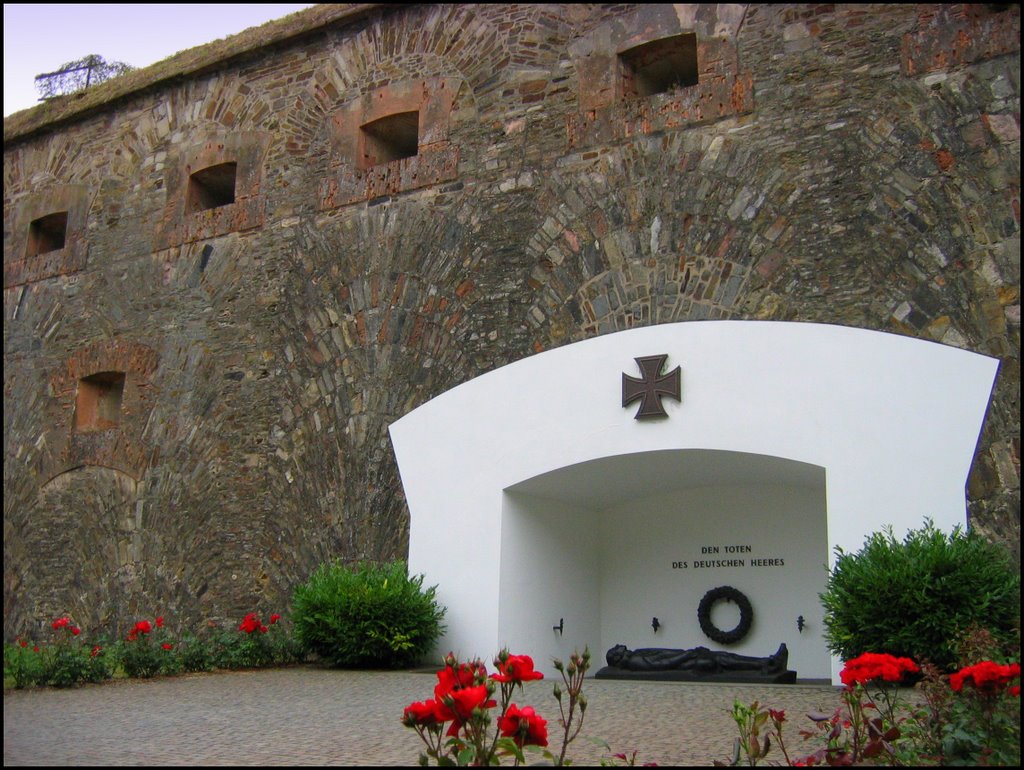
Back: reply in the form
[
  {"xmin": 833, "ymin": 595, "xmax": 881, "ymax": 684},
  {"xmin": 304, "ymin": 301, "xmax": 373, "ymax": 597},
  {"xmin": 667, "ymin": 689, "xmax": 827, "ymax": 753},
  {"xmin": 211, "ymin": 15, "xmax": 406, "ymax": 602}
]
[
  {"xmin": 797, "ymin": 615, "xmax": 805, "ymax": 633},
  {"xmin": 553, "ymin": 618, "xmax": 563, "ymax": 635},
  {"xmin": 652, "ymin": 617, "xmax": 661, "ymax": 632}
]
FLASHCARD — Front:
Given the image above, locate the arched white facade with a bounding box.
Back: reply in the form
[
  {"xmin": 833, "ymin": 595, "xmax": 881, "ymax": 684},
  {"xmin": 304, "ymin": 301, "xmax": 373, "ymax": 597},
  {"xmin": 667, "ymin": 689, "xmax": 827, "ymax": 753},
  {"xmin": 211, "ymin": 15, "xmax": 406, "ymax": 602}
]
[{"xmin": 389, "ymin": 321, "xmax": 999, "ymax": 684}]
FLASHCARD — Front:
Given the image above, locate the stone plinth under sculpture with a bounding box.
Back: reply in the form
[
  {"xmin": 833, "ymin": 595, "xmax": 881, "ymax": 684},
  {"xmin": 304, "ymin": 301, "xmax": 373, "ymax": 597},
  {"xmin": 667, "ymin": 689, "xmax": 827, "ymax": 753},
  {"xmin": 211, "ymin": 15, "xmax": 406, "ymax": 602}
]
[{"xmin": 594, "ymin": 643, "xmax": 797, "ymax": 683}]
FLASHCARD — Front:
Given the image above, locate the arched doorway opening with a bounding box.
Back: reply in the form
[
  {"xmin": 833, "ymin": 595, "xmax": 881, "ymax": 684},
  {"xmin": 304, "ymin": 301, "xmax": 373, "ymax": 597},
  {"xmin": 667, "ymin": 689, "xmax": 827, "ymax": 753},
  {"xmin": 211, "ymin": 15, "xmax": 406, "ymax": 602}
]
[{"xmin": 499, "ymin": 449, "xmax": 830, "ymax": 680}]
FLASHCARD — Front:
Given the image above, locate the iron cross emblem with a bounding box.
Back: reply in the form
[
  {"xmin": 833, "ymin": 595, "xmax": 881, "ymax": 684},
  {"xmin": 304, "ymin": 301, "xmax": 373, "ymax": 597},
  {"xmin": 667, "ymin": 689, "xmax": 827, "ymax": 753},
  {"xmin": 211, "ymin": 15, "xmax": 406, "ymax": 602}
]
[{"xmin": 622, "ymin": 354, "xmax": 682, "ymax": 419}]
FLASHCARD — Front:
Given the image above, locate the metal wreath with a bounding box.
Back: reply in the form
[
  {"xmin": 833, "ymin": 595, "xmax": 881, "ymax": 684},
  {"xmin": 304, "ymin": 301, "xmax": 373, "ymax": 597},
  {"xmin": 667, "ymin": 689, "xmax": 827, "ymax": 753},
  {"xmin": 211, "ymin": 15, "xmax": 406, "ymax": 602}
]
[{"xmin": 697, "ymin": 585, "xmax": 754, "ymax": 645}]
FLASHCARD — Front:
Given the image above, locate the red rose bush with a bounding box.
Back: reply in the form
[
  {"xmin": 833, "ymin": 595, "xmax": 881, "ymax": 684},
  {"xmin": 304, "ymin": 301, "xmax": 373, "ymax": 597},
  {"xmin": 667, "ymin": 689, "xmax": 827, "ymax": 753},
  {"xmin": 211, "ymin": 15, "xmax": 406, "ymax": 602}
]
[
  {"xmin": 119, "ymin": 614, "xmax": 179, "ymax": 678},
  {"xmin": 403, "ymin": 648, "xmax": 590, "ymax": 766},
  {"xmin": 718, "ymin": 647, "xmax": 1020, "ymax": 767},
  {"xmin": 3, "ymin": 615, "xmax": 112, "ymax": 688}
]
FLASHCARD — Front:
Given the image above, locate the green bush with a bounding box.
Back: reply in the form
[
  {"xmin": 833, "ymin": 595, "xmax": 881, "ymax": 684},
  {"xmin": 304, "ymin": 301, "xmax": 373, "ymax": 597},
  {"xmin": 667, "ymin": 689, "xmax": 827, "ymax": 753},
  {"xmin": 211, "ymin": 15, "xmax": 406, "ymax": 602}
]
[
  {"xmin": 43, "ymin": 643, "xmax": 94, "ymax": 687},
  {"xmin": 208, "ymin": 625, "xmax": 270, "ymax": 670},
  {"xmin": 265, "ymin": 618, "xmax": 307, "ymax": 665},
  {"xmin": 821, "ymin": 519, "xmax": 1020, "ymax": 672},
  {"xmin": 175, "ymin": 632, "xmax": 215, "ymax": 673},
  {"xmin": 82, "ymin": 642, "xmax": 114, "ymax": 684},
  {"xmin": 292, "ymin": 559, "xmax": 446, "ymax": 669},
  {"xmin": 117, "ymin": 638, "xmax": 169, "ymax": 678}
]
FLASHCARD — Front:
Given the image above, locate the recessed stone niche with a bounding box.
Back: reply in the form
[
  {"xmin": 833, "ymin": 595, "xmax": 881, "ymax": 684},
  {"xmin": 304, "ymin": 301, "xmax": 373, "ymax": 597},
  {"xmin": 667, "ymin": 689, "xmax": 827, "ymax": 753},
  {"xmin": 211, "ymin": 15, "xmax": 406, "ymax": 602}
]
[
  {"xmin": 186, "ymin": 162, "xmax": 238, "ymax": 213},
  {"xmin": 565, "ymin": 6, "xmax": 754, "ymax": 150},
  {"xmin": 619, "ymin": 33, "xmax": 699, "ymax": 99},
  {"xmin": 154, "ymin": 132, "xmax": 269, "ymax": 249},
  {"xmin": 360, "ymin": 111, "xmax": 419, "ymax": 169},
  {"xmin": 319, "ymin": 77, "xmax": 461, "ymax": 208},
  {"xmin": 27, "ymin": 211, "xmax": 69, "ymax": 257},
  {"xmin": 75, "ymin": 372, "xmax": 126, "ymax": 432},
  {"xmin": 4, "ymin": 185, "xmax": 89, "ymax": 288}
]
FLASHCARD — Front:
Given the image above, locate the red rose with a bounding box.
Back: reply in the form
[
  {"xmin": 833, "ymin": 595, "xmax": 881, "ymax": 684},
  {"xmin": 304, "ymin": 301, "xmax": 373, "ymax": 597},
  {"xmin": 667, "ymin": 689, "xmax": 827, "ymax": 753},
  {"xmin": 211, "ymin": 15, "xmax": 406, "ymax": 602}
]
[
  {"xmin": 434, "ymin": 661, "xmax": 486, "ymax": 700},
  {"xmin": 498, "ymin": 704, "xmax": 549, "ymax": 748},
  {"xmin": 18, "ymin": 638, "xmax": 28, "ymax": 648},
  {"xmin": 402, "ymin": 699, "xmax": 447, "ymax": 727},
  {"xmin": 127, "ymin": 631, "xmax": 138, "ymax": 642},
  {"xmin": 950, "ymin": 661, "xmax": 1020, "ymax": 695},
  {"xmin": 840, "ymin": 652, "xmax": 918, "ymax": 687},
  {"xmin": 270, "ymin": 613, "xmax": 281, "ymax": 624},
  {"xmin": 133, "ymin": 620, "xmax": 153, "ymax": 635},
  {"xmin": 155, "ymin": 616, "xmax": 164, "ymax": 628},
  {"xmin": 492, "ymin": 654, "xmax": 544, "ymax": 684},
  {"xmin": 52, "ymin": 617, "xmax": 70, "ymax": 630},
  {"xmin": 91, "ymin": 645, "xmax": 102, "ymax": 657},
  {"xmin": 239, "ymin": 613, "xmax": 261, "ymax": 633},
  {"xmin": 71, "ymin": 626, "xmax": 81, "ymax": 636},
  {"xmin": 429, "ymin": 658, "xmax": 494, "ymax": 736},
  {"xmin": 33, "ymin": 646, "xmax": 40, "ymax": 653},
  {"xmin": 162, "ymin": 642, "xmax": 174, "ymax": 650},
  {"xmin": 447, "ymin": 684, "xmax": 494, "ymax": 719},
  {"xmin": 439, "ymin": 684, "xmax": 496, "ymax": 737}
]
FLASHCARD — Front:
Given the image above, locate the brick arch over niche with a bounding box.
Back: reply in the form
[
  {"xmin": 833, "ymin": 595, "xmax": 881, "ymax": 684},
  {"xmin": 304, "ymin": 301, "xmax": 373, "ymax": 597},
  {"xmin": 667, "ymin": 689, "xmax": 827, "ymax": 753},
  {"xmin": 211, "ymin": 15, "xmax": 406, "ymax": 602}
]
[
  {"xmin": 154, "ymin": 130, "xmax": 270, "ymax": 250},
  {"xmin": 3, "ymin": 184, "xmax": 90, "ymax": 288},
  {"xmin": 48, "ymin": 340, "xmax": 160, "ymax": 480}
]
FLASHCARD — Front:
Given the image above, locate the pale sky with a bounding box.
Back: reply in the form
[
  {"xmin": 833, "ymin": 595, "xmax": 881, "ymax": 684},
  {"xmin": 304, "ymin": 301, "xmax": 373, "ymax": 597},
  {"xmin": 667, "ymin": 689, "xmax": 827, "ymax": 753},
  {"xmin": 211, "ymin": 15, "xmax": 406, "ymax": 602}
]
[{"xmin": 3, "ymin": 4, "xmax": 315, "ymax": 117}]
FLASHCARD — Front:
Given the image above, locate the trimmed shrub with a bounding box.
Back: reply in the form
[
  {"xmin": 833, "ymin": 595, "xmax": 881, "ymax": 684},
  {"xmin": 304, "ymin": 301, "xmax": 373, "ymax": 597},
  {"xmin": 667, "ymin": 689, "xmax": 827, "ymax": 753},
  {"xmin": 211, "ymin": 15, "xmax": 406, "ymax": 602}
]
[
  {"xmin": 292, "ymin": 559, "xmax": 446, "ymax": 669},
  {"xmin": 821, "ymin": 519, "xmax": 1020, "ymax": 672}
]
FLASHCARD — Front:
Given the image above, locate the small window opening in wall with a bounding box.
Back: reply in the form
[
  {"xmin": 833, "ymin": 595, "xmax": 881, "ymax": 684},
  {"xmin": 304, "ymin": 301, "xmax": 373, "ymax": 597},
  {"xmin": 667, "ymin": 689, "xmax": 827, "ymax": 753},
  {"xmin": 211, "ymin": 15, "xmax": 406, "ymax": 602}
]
[
  {"xmin": 620, "ymin": 33, "xmax": 699, "ymax": 98},
  {"xmin": 75, "ymin": 371, "xmax": 126, "ymax": 432},
  {"xmin": 27, "ymin": 211, "xmax": 69, "ymax": 257},
  {"xmin": 360, "ymin": 111, "xmax": 419, "ymax": 169},
  {"xmin": 187, "ymin": 162, "xmax": 237, "ymax": 213}
]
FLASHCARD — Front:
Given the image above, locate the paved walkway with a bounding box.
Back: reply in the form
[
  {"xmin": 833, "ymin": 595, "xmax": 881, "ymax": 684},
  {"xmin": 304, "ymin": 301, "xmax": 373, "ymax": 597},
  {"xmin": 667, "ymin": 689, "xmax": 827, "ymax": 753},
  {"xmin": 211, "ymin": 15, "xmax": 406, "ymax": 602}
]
[{"xmin": 4, "ymin": 665, "xmax": 844, "ymax": 766}]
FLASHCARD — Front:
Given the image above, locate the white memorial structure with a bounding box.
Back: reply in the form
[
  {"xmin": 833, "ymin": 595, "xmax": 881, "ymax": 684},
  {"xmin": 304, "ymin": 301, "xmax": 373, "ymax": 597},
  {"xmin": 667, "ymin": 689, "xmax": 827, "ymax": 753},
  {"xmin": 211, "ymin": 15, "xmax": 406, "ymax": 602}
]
[{"xmin": 389, "ymin": 321, "xmax": 999, "ymax": 684}]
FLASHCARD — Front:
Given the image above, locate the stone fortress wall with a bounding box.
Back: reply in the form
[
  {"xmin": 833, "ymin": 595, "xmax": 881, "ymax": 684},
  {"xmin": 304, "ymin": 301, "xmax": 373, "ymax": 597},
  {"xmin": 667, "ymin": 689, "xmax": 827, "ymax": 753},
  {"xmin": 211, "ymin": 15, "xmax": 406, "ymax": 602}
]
[{"xmin": 3, "ymin": 3, "xmax": 1019, "ymax": 640}]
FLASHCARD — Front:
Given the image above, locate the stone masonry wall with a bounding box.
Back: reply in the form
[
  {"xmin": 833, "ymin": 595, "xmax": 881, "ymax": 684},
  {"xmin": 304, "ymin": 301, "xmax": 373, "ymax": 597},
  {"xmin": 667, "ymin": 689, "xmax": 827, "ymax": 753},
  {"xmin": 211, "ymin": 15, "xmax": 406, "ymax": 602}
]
[{"xmin": 3, "ymin": 3, "xmax": 1019, "ymax": 640}]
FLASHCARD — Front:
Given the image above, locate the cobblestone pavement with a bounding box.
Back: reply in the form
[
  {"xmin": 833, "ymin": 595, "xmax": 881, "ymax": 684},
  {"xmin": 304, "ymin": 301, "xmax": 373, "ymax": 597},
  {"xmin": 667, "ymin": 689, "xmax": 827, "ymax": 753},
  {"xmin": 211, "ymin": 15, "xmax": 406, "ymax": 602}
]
[{"xmin": 4, "ymin": 666, "xmax": 844, "ymax": 766}]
